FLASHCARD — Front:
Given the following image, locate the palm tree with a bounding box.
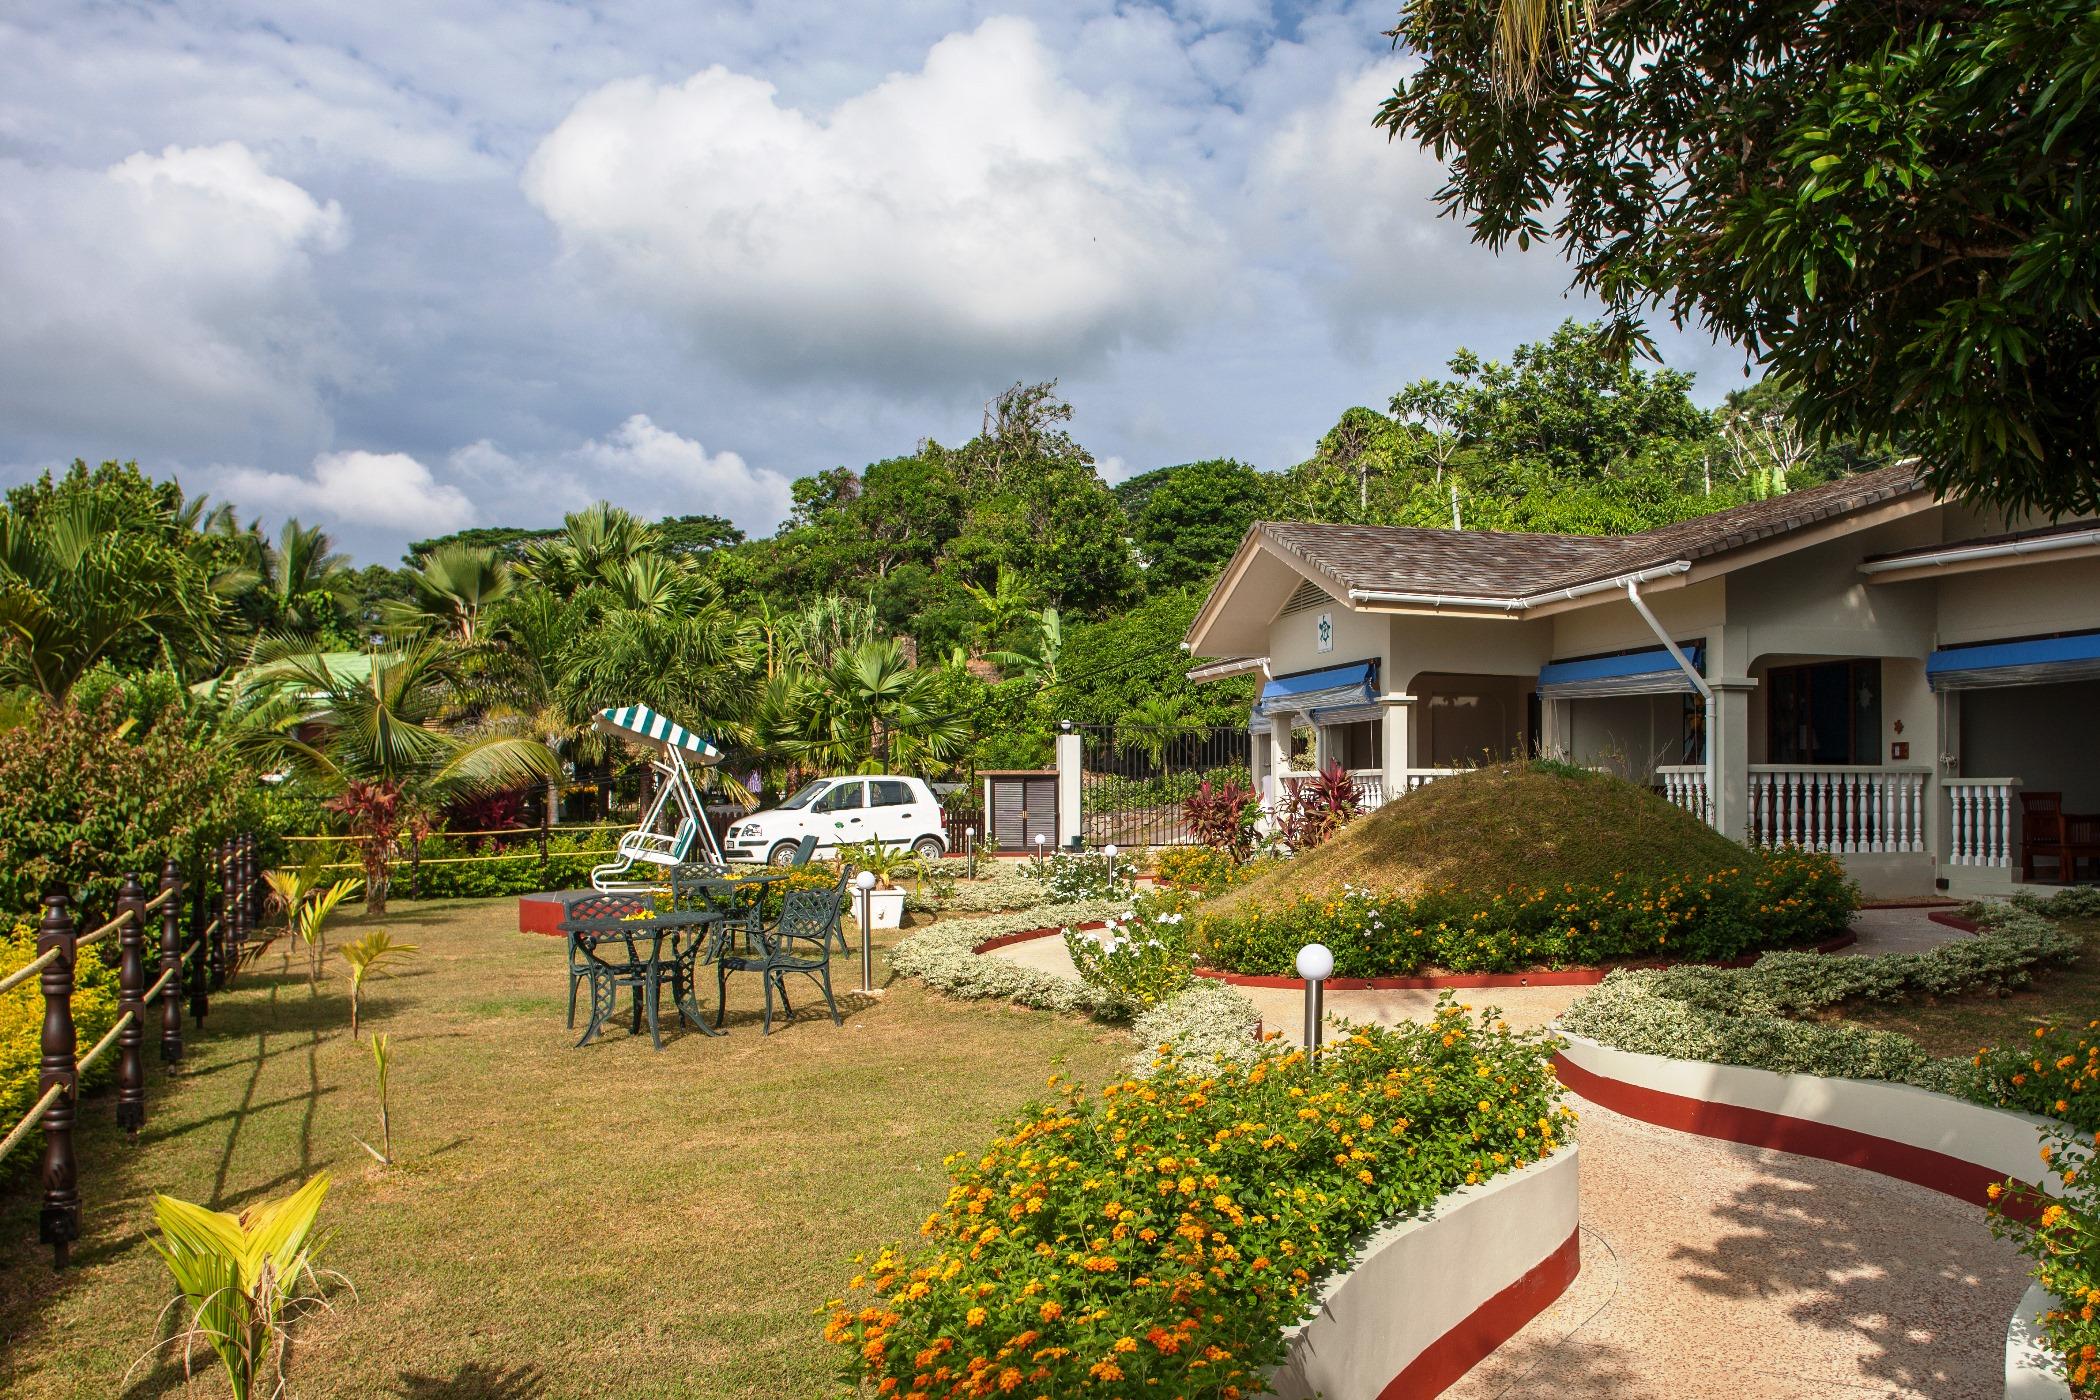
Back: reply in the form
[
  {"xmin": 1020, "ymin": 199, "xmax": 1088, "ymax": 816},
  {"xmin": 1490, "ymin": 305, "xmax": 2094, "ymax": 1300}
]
[
  {"xmin": 988, "ymin": 606, "xmax": 1063, "ymax": 688},
  {"xmin": 255, "ymin": 641, "xmax": 557, "ymax": 912},
  {"xmin": 961, "ymin": 566, "xmax": 1040, "ymax": 650},
  {"xmin": 1118, "ymin": 693, "xmax": 1202, "ymax": 769},
  {"xmin": 516, "ymin": 503, "xmax": 658, "ymax": 596},
  {"xmin": 386, "ymin": 543, "xmax": 512, "ymax": 643},
  {"xmin": 256, "ymin": 520, "xmax": 353, "ymax": 638},
  {"xmin": 481, "ymin": 587, "xmax": 596, "ymax": 825},
  {"xmin": 0, "ymin": 493, "xmax": 221, "ymax": 700},
  {"xmin": 774, "ymin": 638, "xmax": 965, "ymax": 773}
]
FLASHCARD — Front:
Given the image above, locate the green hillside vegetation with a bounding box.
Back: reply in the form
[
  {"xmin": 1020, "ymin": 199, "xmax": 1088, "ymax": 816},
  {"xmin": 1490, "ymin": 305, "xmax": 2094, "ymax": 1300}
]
[{"xmin": 1208, "ymin": 764, "xmax": 1747, "ymax": 916}]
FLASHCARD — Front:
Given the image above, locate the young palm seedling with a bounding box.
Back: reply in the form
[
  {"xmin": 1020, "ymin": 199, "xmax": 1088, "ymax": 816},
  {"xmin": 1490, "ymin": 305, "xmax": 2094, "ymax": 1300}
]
[
  {"xmin": 356, "ymin": 1034, "xmax": 396, "ymax": 1167},
  {"xmin": 338, "ymin": 928, "xmax": 416, "ymax": 1037},
  {"xmin": 137, "ymin": 1172, "xmax": 337, "ymax": 1400},
  {"xmin": 296, "ymin": 877, "xmax": 363, "ymax": 980}
]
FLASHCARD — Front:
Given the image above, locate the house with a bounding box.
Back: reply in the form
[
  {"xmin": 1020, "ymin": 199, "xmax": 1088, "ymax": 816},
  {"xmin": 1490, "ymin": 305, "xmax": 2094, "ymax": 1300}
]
[{"xmin": 1184, "ymin": 463, "xmax": 2100, "ymax": 897}]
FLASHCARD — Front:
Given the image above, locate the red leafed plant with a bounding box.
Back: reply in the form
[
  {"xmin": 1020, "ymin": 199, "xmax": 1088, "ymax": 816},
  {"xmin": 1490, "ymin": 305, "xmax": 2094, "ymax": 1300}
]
[
  {"xmin": 1280, "ymin": 763, "xmax": 1363, "ymax": 852},
  {"xmin": 1184, "ymin": 777, "xmax": 1260, "ymax": 863},
  {"xmin": 324, "ymin": 780, "xmax": 429, "ymax": 916}
]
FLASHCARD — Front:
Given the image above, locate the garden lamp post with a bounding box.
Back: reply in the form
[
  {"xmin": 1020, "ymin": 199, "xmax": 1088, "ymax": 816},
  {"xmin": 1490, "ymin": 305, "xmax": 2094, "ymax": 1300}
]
[
  {"xmin": 855, "ymin": 869, "xmax": 881, "ymax": 998},
  {"xmin": 1033, "ymin": 832, "xmax": 1046, "ymax": 877},
  {"xmin": 964, "ymin": 826, "xmax": 977, "ymax": 880},
  {"xmin": 1296, "ymin": 942, "xmax": 1334, "ymax": 1066}
]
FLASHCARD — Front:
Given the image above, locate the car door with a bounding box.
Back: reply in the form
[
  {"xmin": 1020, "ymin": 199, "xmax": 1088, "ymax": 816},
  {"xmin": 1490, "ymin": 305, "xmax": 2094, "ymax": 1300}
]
[
  {"xmin": 866, "ymin": 779, "xmax": 919, "ymax": 847},
  {"xmin": 812, "ymin": 778, "xmax": 867, "ymax": 849}
]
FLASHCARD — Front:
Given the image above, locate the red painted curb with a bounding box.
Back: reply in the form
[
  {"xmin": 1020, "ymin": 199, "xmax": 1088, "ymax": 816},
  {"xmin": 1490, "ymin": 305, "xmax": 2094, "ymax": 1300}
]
[
  {"xmin": 1379, "ymin": 1226, "xmax": 1582, "ymax": 1400},
  {"xmin": 1928, "ymin": 909, "xmax": 1984, "ymax": 934},
  {"xmin": 1551, "ymin": 1051, "xmax": 2044, "ymax": 1220},
  {"xmin": 1188, "ymin": 931, "xmax": 1858, "ymax": 991},
  {"xmin": 970, "ymin": 920, "xmax": 1107, "ymax": 955}
]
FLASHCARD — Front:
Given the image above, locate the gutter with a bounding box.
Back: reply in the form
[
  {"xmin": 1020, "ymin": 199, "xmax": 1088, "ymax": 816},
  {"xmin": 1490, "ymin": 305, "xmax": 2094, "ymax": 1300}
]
[
  {"xmin": 1346, "ymin": 560, "xmax": 1693, "ymax": 615},
  {"xmin": 1622, "ymin": 578, "xmax": 1716, "ymax": 828},
  {"xmin": 1857, "ymin": 526, "xmax": 2100, "ymax": 575}
]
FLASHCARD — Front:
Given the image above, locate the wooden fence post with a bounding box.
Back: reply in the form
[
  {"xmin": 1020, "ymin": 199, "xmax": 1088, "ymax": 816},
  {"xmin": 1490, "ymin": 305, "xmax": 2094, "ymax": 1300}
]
[
  {"xmin": 188, "ymin": 863, "xmax": 212, "ymax": 1024},
  {"xmin": 211, "ymin": 839, "xmax": 230, "ymax": 991},
  {"xmin": 159, "ymin": 859, "xmax": 184, "ymax": 1064},
  {"xmin": 115, "ymin": 873, "xmax": 147, "ymax": 1135},
  {"xmin": 224, "ymin": 838, "xmax": 244, "ymax": 983},
  {"xmin": 37, "ymin": 887, "xmax": 80, "ymax": 1268},
  {"xmin": 244, "ymin": 833, "xmax": 263, "ymax": 931}
]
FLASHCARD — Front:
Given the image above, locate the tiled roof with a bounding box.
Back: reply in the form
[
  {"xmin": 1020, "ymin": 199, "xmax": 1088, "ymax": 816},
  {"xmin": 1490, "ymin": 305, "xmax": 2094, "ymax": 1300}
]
[{"xmin": 1256, "ymin": 463, "xmax": 1926, "ymax": 602}]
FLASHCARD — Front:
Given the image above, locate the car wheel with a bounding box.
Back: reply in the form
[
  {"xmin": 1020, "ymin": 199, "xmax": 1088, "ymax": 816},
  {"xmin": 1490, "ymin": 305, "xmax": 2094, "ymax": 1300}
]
[
  {"xmin": 912, "ymin": 835, "xmax": 945, "ymax": 861},
  {"xmin": 767, "ymin": 841, "xmax": 800, "ymax": 867}
]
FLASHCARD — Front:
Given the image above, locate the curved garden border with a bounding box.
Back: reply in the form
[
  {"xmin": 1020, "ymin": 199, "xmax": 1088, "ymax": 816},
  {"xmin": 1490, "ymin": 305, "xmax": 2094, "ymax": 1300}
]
[
  {"xmin": 970, "ymin": 924, "xmax": 1859, "ymax": 990},
  {"xmin": 1268, "ymin": 1145, "xmax": 1581, "ymax": 1400},
  {"xmin": 1552, "ymin": 1030, "xmax": 2075, "ymax": 1400}
]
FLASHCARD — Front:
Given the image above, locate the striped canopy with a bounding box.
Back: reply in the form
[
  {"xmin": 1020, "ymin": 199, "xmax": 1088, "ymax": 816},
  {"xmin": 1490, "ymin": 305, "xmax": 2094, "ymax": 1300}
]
[{"xmin": 592, "ymin": 704, "xmax": 724, "ymax": 763}]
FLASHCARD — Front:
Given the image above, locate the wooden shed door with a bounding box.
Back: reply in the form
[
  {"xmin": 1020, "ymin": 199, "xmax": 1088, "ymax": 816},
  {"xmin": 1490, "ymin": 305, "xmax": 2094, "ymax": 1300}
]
[{"xmin": 989, "ymin": 776, "xmax": 1058, "ymax": 851}]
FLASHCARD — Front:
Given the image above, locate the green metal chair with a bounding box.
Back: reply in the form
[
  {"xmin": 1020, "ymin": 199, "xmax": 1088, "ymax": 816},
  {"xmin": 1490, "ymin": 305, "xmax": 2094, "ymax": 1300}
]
[
  {"xmin": 716, "ymin": 870, "xmax": 846, "ymax": 1034},
  {"xmin": 790, "ymin": 834, "xmax": 819, "ymax": 867}
]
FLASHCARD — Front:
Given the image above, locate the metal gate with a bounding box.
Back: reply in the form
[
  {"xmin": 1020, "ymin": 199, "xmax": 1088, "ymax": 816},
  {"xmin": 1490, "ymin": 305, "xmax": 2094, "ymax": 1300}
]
[{"xmin": 1076, "ymin": 723, "xmax": 1251, "ymax": 847}]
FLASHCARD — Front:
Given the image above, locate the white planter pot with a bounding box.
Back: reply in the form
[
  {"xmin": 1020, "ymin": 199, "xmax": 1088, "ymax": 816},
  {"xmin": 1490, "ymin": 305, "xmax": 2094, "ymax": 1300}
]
[{"xmin": 862, "ymin": 888, "xmax": 906, "ymax": 930}]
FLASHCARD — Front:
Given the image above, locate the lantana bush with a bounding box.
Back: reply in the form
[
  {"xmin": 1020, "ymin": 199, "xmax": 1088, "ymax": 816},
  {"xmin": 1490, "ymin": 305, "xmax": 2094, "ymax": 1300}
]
[
  {"xmin": 1993, "ymin": 1126, "xmax": 2099, "ymax": 1394},
  {"xmin": 826, "ymin": 999, "xmax": 1568, "ymax": 1400}
]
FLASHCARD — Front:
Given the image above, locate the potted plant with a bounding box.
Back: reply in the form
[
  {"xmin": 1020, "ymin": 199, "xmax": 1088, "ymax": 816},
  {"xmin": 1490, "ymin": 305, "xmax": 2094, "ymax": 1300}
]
[{"xmin": 836, "ymin": 839, "xmax": 919, "ymax": 930}]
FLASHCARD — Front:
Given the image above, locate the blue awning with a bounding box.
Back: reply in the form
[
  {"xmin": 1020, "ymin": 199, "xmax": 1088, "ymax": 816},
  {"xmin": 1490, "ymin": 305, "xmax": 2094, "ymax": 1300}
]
[
  {"xmin": 1538, "ymin": 645, "xmax": 1703, "ymax": 699},
  {"xmin": 1927, "ymin": 631, "xmax": 2100, "ymax": 690},
  {"xmin": 1254, "ymin": 661, "xmax": 1378, "ymax": 720}
]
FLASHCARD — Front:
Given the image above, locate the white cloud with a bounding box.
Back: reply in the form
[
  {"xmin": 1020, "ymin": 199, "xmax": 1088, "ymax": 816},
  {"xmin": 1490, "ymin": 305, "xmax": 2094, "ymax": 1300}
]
[
  {"xmin": 522, "ymin": 16, "xmax": 1228, "ymax": 387},
  {"xmin": 572, "ymin": 414, "xmax": 791, "ymax": 530},
  {"xmin": 217, "ymin": 449, "xmax": 475, "ymax": 532},
  {"xmin": 0, "ymin": 141, "xmax": 349, "ymax": 449},
  {"xmin": 1244, "ymin": 60, "xmax": 1578, "ymax": 343}
]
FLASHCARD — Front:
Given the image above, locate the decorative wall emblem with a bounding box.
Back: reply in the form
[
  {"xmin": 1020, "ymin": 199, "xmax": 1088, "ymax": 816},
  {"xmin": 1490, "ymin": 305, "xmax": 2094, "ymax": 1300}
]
[{"xmin": 1316, "ymin": 610, "xmax": 1333, "ymax": 653}]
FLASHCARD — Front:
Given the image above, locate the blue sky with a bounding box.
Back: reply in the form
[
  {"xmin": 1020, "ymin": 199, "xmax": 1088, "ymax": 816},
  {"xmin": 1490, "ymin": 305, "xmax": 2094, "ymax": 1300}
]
[{"xmin": 0, "ymin": 1, "xmax": 1742, "ymax": 563}]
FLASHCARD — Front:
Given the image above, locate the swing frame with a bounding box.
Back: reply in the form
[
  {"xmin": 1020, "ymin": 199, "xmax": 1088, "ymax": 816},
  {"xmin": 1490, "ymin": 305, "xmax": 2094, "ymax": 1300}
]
[{"xmin": 589, "ymin": 707, "xmax": 727, "ymax": 893}]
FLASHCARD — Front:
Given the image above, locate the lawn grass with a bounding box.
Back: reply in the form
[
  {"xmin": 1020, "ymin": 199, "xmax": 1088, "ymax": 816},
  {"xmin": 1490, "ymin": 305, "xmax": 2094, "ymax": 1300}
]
[
  {"xmin": 1209, "ymin": 762, "xmax": 1747, "ymax": 915},
  {"xmin": 0, "ymin": 896, "xmax": 1130, "ymax": 1398},
  {"xmin": 1837, "ymin": 917, "xmax": 2100, "ymax": 1057}
]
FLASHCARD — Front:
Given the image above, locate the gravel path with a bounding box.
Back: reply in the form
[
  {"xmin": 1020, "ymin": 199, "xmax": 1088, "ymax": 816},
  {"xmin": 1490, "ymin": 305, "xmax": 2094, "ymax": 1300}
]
[{"xmin": 980, "ymin": 904, "xmax": 2017, "ymax": 1398}]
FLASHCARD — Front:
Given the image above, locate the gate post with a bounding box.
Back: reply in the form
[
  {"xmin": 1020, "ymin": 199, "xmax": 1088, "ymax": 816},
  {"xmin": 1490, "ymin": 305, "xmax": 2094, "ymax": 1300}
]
[
  {"xmin": 37, "ymin": 888, "xmax": 80, "ymax": 1267},
  {"xmin": 1054, "ymin": 723, "xmax": 1082, "ymax": 851},
  {"xmin": 114, "ymin": 873, "xmax": 147, "ymax": 1134}
]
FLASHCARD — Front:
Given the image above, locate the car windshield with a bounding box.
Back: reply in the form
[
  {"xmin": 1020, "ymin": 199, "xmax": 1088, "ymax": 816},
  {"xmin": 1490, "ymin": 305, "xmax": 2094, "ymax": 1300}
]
[{"xmin": 775, "ymin": 781, "xmax": 830, "ymax": 811}]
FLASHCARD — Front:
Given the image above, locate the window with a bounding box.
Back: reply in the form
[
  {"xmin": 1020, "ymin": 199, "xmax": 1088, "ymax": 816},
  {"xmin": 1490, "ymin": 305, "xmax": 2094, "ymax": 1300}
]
[
  {"xmin": 814, "ymin": 781, "xmax": 865, "ymax": 812},
  {"xmin": 869, "ymin": 780, "xmax": 914, "ymax": 807},
  {"xmin": 1766, "ymin": 660, "xmax": 1882, "ymax": 765}
]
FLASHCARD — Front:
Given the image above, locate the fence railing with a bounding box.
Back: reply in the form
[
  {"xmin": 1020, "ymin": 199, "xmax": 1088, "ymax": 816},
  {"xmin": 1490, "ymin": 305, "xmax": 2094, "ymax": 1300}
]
[
  {"xmin": 1, "ymin": 832, "xmax": 262, "ymax": 1268},
  {"xmin": 1655, "ymin": 764, "xmax": 1714, "ymax": 825},
  {"xmin": 1945, "ymin": 777, "xmax": 2020, "ymax": 868},
  {"xmin": 1748, "ymin": 766, "xmax": 1930, "ymax": 854}
]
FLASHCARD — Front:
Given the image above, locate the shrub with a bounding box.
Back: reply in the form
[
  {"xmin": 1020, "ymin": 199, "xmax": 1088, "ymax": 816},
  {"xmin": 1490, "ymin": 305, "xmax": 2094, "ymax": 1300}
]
[
  {"xmin": 1045, "ymin": 850, "xmax": 1136, "ymax": 902},
  {"xmin": 1063, "ymin": 909, "xmax": 1194, "ymax": 1018},
  {"xmin": 1151, "ymin": 846, "xmax": 1267, "ymax": 897},
  {"xmin": 825, "ymin": 1000, "xmax": 1568, "ymax": 1399},
  {"xmin": 1127, "ymin": 980, "xmax": 1263, "ymax": 1074},
  {"xmin": 1558, "ymin": 901, "xmax": 2096, "ymax": 1129},
  {"xmin": 0, "ymin": 695, "xmax": 243, "ymax": 916},
  {"xmin": 1992, "ymin": 1126, "xmax": 2099, "ymax": 1393},
  {"xmin": 1277, "ymin": 763, "xmax": 1362, "ymax": 851},
  {"xmin": 1182, "ymin": 779, "xmax": 1259, "ymax": 863},
  {"xmin": 930, "ymin": 866, "xmax": 1051, "ymax": 914},
  {"xmin": 1198, "ymin": 848, "xmax": 1856, "ymax": 978}
]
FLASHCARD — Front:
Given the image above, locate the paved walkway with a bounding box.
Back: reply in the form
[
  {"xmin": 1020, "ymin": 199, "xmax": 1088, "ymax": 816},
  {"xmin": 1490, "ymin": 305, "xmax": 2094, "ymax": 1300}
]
[{"xmin": 982, "ymin": 905, "xmax": 2017, "ymax": 1398}]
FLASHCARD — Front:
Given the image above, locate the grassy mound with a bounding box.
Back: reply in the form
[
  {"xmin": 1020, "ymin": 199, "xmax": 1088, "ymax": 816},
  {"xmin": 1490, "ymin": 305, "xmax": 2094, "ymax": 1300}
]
[{"xmin": 1210, "ymin": 762, "xmax": 1745, "ymax": 917}]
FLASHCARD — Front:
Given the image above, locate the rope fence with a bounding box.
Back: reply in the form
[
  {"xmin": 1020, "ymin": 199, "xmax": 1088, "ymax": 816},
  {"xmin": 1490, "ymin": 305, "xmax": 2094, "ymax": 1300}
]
[{"xmin": 0, "ymin": 832, "xmax": 266, "ymax": 1269}]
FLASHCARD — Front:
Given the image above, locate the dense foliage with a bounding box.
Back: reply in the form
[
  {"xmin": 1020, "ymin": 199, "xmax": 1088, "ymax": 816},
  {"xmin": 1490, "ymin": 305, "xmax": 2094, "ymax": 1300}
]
[
  {"xmin": 1995, "ymin": 1126, "xmax": 2099, "ymax": 1394},
  {"xmin": 1377, "ymin": 0, "xmax": 2100, "ymax": 516},
  {"xmin": 0, "ymin": 918, "xmax": 120, "ymax": 1172},
  {"xmin": 826, "ymin": 1003, "xmax": 1568, "ymax": 1399},
  {"xmin": 0, "ymin": 694, "xmax": 243, "ymax": 915},
  {"xmin": 1199, "ymin": 849, "xmax": 1855, "ymax": 978},
  {"xmin": 1064, "ymin": 909, "xmax": 1195, "ymax": 1019}
]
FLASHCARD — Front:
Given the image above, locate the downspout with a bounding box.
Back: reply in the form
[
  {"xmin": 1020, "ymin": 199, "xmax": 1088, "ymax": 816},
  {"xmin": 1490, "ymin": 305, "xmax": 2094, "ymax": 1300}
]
[{"xmin": 1623, "ymin": 579, "xmax": 1717, "ymax": 827}]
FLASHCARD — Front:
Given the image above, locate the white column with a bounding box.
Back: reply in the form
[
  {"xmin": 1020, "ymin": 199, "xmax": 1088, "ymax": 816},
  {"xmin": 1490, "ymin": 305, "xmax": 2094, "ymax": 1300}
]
[
  {"xmin": 1540, "ymin": 696, "xmax": 1573, "ymax": 761},
  {"xmin": 1054, "ymin": 727, "xmax": 1081, "ymax": 850},
  {"xmin": 1711, "ymin": 681, "xmax": 1755, "ymax": 843},
  {"xmin": 1380, "ymin": 695, "xmax": 1414, "ymax": 799}
]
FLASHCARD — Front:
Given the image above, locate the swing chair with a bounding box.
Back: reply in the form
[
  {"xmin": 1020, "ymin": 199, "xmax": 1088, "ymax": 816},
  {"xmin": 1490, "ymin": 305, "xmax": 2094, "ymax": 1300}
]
[{"xmin": 589, "ymin": 703, "xmax": 727, "ymax": 893}]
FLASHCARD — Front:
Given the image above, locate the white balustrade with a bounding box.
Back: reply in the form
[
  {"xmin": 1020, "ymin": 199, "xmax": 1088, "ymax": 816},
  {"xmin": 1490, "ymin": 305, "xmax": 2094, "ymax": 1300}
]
[
  {"xmin": 1747, "ymin": 766, "xmax": 1929, "ymax": 854},
  {"xmin": 1944, "ymin": 777, "xmax": 2020, "ymax": 867},
  {"xmin": 1403, "ymin": 767, "xmax": 1462, "ymax": 791},
  {"xmin": 1279, "ymin": 769, "xmax": 1391, "ymax": 809},
  {"xmin": 1655, "ymin": 765, "xmax": 1712, "ymax": 825}
]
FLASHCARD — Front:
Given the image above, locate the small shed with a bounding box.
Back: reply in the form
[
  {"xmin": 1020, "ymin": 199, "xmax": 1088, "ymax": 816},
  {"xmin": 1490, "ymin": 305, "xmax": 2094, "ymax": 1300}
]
[{"xmin": 980, "ymin": 769, "xmax": 1059, "ymax": 852}]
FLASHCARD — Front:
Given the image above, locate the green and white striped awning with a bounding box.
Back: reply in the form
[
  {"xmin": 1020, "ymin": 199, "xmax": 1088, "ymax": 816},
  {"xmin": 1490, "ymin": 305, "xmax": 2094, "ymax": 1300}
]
[{"xmin": 592, "ymin": 704, "xmax": 724, "ymax": 763}]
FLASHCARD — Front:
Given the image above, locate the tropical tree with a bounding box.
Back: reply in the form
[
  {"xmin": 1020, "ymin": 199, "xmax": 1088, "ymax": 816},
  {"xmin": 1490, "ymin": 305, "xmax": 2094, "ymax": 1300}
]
[
  {"xmin": 386, "ymin": 543, "xmax": 512, "ymax": 643},
  {"xmin": 1117, "ymin": 693, "xmax": 1203, "ymax": 769},
  {"xmin": 771, "ymin": 638, "xmax": 965, "ymax": 773},
  {"xmin": 516, "ymin": 503, "xmax": 658, "ymax": 596},
  {"xmin": 960, "ymin": 566, "xmax": 1040, "ymax": 650},
  {"xmin": 482, "ymin": 586, "xmax": 597, "ymax": 824},
  {"xmin": 254, "ymin": 642, "xmax": 558, "ymax": 912},
  {"xmin": 249, "ymin": 520, "xmax": 353, "ymax": 639},
  {"xmin": 0, "ymin": 484, "xmax": 223, "ymax": 700},
  {"xmin": 1376, "ymin": 0, "xmax": 2100, "ymax": 515},
  {"xmin": 987, "ymin": 607, "xmax": 1063, "ymax": 689}
]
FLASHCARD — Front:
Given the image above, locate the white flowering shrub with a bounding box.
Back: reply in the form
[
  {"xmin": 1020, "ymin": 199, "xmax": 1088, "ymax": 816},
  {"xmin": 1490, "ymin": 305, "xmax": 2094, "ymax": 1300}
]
[
  {"xmin": 1063, "ymin": 909, "xmax": 1194, "ymax": 1019},
  {"xmin": 924, "ymin": 865, "xmax": 1052, "ymax": 914},
  {"xmin": 1045, "ymin": 850, "xmax": 1137, "ymax": 902},
  {"xmin": 1127, "ymin": 980, "xmax": 1264, "ymax": 1074}
]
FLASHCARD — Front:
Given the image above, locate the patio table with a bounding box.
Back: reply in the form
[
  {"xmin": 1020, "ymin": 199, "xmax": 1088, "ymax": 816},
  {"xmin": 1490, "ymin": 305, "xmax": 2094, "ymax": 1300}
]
[{"xmin": 561, "ymin": 901, "xmax": 723, "ymax": 1049}]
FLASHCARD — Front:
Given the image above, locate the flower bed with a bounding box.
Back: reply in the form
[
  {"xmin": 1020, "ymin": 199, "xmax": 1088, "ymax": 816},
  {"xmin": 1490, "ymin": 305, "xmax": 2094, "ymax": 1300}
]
[
  {"xmin": 824, "ymin": 1002, "xmax": 1569, "ymax": 1400},
  {"xmin": 1195, "ymin": 849, "xmax": 1855, "ymax": 979},
  {"xmin": 1556, "ymin": 895, "xmax": 2093, "ymax": 1127}
]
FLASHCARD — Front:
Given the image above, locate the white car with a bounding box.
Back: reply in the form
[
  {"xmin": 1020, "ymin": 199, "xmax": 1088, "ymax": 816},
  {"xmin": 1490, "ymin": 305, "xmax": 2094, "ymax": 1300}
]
[{"xmin": 722, "ymin": 775, "xmax": 949, "ymax": 866}]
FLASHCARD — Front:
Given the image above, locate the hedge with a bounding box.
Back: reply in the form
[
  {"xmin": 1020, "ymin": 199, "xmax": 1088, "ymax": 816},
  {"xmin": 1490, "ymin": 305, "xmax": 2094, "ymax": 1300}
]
[
  {"xmin": 825, "ymin": 1001, "xmax": 1568, "ymax": 1399},
  {"xmin": 1196, "ymin": 847, "xmax": 1856, "ymax": 978},
  {"xmin": 1, "ymin": 919, "xmax": 119, "ymax": 1180}
]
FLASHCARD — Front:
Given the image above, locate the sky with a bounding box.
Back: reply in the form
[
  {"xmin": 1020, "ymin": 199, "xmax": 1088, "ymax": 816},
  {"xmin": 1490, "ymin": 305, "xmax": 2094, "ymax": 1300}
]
[{"xmin": 0, "ymin": 1, "xmax": 1748, "ymax": 564}]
